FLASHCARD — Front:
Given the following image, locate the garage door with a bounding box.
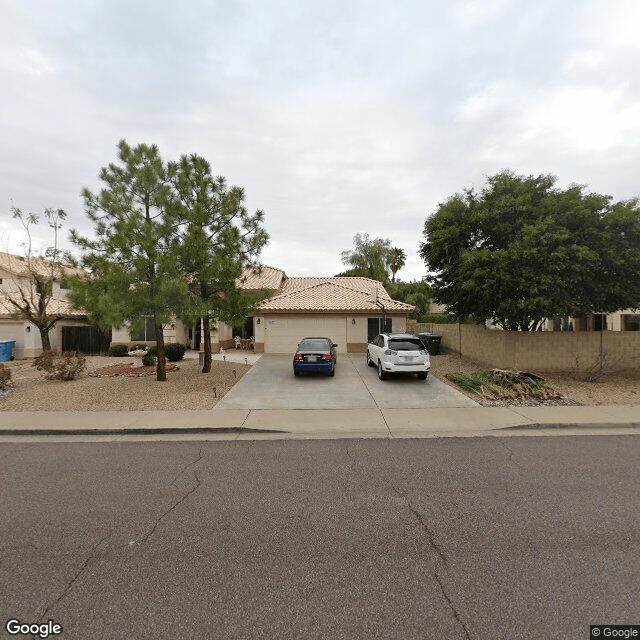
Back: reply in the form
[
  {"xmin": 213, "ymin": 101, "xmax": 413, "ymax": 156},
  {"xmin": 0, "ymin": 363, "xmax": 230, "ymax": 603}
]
[{"xmin": 263, "ymin": 315, "xmax": 348, "ymax": 354}]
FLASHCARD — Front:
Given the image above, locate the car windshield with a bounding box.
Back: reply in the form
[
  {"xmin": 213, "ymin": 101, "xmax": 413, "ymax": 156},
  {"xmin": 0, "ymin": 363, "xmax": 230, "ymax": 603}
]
[
  {"xmin": 298, "ymin": 339, "xmax": 330, "ymax": 351},
  {"xmin": 389, "ymin": 340, "xmax": 423, "ymax": 351}
]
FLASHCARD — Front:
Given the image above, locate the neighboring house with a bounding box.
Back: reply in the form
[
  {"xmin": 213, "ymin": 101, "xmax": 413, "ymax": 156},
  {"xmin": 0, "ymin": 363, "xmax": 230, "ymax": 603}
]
[
  {"xmin": 110, "ymin": 266, "xmax": 415, "ymax": 354},
  {"xmin": 544, "ymin": 310, "xmax": 640, "ymax": 332},
  {"xmin": 0, "ymin": 251, "xmax": 99, "ymax": 359}
]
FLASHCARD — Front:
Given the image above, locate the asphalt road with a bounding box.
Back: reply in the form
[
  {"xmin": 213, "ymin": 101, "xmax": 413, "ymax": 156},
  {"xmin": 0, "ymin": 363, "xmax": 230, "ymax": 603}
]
[{"xmin": 1, "ymin": 436, "xmax": 639, "ymax": 639}]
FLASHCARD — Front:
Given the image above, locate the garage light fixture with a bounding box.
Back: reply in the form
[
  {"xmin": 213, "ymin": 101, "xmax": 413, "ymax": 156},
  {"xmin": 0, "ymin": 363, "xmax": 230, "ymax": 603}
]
[{"xmin": 351, "ymin": 318, "xmax": 356, "ymax": 325}]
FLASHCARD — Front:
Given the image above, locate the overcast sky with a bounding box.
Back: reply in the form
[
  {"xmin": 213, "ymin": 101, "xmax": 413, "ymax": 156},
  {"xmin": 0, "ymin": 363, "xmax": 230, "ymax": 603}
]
[{"xmin": 2, "ymin": 0, "xmax": 639, "ymax": 281}]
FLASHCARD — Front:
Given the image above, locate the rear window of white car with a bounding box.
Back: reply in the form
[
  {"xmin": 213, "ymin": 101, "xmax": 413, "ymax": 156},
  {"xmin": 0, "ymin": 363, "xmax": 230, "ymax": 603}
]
[{"xmin": 389, "ymin": 340, "xmax": 423, "ymax": 351}]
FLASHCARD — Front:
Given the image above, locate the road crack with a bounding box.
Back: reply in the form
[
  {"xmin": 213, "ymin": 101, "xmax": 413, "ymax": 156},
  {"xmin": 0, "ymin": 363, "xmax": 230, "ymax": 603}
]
[
  {"xmin": 169, "ymin": 444, "xmax": 205, "ymax": 487},
  {"xmin": 495, "ymin": 438, "xmax": 523, "ymax": 474},
  {"xmin": 392, "ymin": 486, "xmax": 472, "ymax": 637},
  {"xmin": 140, "ymin": 445, "xmax": 205, "ymax": 544},
  {"xmin": 139, "ymin": 470, "xmax": 202, "ymax": 544},
  {"xmin": 392, "ymin": 486, "xmax": 447, "ymax": 566},
  {"xmin": 434, "ymin": 571, "xmax": 472, "ymax": 640},
  {"xmin": 36, "ymin": 445, "xmax": 206, "ymax": 620},
  {"xmin": 38, "ymin": 535, "xmax": 109, "ymax": 621}
]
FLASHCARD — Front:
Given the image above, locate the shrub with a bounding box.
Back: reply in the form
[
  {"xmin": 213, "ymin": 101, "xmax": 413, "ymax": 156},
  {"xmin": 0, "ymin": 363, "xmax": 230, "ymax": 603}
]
[
  {"xmin": 108, "ymin": 344, "xmax": 129, "ymax": 357},
  {"xmin": 142, "ymin": 352, "xmax": 156, "ymax": 366},
  {"xmin": 165, "ymin": 343, "xmax": 186, "ymax": 362},
  {"xmin": 417, "ymin": 313, "xmax": 457, "ymax": 324},
  {"xmin": 33, "ymin": 350, "xmax": 87, "ymax": 381},
  {"xmin": 147, "ymin": 346, "xmax": 157, "ymax": 357},
  {"xmin": 0, "ymin": 363, "xmax": 11, "ymax": 390}
]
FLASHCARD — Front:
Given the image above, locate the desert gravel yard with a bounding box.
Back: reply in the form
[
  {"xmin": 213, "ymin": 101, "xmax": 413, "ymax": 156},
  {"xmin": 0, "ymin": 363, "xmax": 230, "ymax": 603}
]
[
  {"xmin": 1, "ymin": 353, "xmax": 638, "ymax": 410},
  {"xmin": 430, "ymin": 353, "xmax": 640, "ymax": 406},
  {"xmin": 1, "ymin": 356, "xmax": 250, "ymax": 411}
]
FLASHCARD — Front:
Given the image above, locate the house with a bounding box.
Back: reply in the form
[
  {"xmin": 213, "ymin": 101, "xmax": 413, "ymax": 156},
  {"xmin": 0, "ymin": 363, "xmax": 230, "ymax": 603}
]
[
  {"xmin": 544, "ymin": 310, "xmax": 640, "ymax": 332},
  {"xmin": 251, "ymin": 274, "xmax": 414, "ymax": 353},
  {"xmin": 110, "ymin": 266, "xmax": 416, "ymax": 354},
  {"xmin": 0, "ymin": 251, "xmax": 100, "ymax": 359}
]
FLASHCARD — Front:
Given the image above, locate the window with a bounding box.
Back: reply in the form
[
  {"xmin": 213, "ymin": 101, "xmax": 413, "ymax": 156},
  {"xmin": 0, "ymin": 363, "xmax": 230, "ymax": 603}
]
[
  {"xmin": 131, "ymin": 317, "xmax": 156, "ymax": 342},
  {"xmin": 389, "ymin": 339, "xmax": 423, "ymax": 351},
  {"xmin": 299, "ymin": 339, "xmax": 331, "ymax": 351},
  {"xmin": 368, "ymin": 317, "xmax": 392, "ymax": 342},
  {"xmin": 593, "ymin": 314, "xmax": 607, "ymax": 331},
  {"xmin": 622, "ymin": 315, "xmax": 640, "ymax": 331}
]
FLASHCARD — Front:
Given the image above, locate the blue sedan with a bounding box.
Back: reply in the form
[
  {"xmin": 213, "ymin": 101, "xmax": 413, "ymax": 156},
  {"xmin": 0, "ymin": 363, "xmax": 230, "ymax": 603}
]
[{"xmin": 293, "ymin": 337, "xmax": 338, "ymax": 377}]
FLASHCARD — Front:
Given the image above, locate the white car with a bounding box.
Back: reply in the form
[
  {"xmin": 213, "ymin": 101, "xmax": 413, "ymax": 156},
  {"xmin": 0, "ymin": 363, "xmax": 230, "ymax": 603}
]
[{"xmin": 367, "ymin": 333, "xmax": 430, "ymax": 380}]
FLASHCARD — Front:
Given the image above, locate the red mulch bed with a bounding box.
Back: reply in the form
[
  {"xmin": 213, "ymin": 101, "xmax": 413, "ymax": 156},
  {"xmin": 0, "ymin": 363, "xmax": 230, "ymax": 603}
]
[{"xmin": 91, "ymin": 363, "xmax": 180, "ymax": 378}]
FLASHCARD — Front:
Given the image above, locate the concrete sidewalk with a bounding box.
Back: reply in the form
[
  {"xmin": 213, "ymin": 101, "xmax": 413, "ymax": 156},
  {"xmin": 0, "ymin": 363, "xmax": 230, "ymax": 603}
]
[{"xmin": 0, "ymin": 405, "xmax": 639, "ymax": 441}]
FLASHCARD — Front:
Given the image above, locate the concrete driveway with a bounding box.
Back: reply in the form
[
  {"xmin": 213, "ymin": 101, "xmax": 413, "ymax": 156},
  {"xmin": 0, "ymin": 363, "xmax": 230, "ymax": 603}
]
[{"xmin": 216, "ymin": 354, "xmax": 477, "ymax": 410}]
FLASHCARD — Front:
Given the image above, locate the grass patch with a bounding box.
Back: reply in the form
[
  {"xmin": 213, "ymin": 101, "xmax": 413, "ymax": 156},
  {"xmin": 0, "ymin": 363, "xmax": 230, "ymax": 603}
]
[{"xmin": 446, "ymin": 369, "xmax": 562, "ymax": 402}]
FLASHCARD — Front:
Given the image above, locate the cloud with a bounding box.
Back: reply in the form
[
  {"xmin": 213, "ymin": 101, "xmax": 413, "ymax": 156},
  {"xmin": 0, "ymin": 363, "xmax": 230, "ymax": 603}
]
[{"xmin": 2, "ymin": 0, "xmax": 639, "ymax": 282}]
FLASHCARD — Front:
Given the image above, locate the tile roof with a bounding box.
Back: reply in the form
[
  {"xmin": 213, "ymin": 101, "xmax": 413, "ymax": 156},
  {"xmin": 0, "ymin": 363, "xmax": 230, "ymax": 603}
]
[
  {"xmin": 0, "ymin": 251, "xmax": 86, "ymax": 280},
  {"xmin": 236, "ymin": 265, "xmax": 285, "ymax": 291},
  {"xmin": 257, "ymin": 277, "xmax": 415, "ymax": 313},
  {"xmin": 0, "ymin": 293, "xmax": 85, "ymax": 318}
]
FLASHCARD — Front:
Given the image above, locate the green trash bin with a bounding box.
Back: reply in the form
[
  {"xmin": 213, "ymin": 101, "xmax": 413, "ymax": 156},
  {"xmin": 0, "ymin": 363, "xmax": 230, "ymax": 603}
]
[{"xmin": 417, "ymin": 332, "xmax": 442, "ymax": 356}]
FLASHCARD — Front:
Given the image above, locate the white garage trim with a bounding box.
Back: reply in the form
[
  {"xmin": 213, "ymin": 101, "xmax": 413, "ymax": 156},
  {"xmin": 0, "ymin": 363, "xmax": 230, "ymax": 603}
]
[{"xmin": 263, "ymin": 315, "xmax": 348, "ymax": 354}]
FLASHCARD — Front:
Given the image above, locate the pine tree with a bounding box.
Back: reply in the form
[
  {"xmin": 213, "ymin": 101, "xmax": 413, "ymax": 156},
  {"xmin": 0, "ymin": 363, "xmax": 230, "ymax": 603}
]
[
  {"xmin": 68, "ymin": 140, "xmax": 187, "ymax": 381},
  {"xmin": 166, "ymin": 154, "xmax": 269, "ymax": 373}
]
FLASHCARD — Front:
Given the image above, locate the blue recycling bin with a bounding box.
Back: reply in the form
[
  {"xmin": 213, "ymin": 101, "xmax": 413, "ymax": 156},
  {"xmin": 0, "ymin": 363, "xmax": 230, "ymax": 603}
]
[{"xmin": 0, "ymin": 340, "xmax": 16, "ymax": 361}]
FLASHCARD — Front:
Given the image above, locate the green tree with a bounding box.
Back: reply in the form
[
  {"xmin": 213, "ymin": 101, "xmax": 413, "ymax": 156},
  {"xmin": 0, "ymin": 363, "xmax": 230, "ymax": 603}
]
[
  {"xmin": 387, "ymin": 247, "xmax": 406, "ymax": 283},
  {"xmin": 68, "ymin": 140, "xmax": 187, "ymax": 381},
  {"xmin": 166, "ymin": 154, "xmax": 269, "ymax": 373},
  {"xmin": 339, "ymin": 233, "xmax": 392, "ymax": 282},
  {"xmin": 4, "ymin": 206, "xmax": 68, "ymax": 351},
  {"xmin": 386, "ymin": 280, "xmax": 432, "ymax": 318},
  {"xmin": 420, "ymin": 170, "xmax": 640, "ymax": 330}
]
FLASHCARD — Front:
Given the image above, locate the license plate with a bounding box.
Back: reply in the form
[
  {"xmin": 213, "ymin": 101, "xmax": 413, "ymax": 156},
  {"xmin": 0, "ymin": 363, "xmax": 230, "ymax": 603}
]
[{"xmin": 307, "ymin": 356, "xmax": 317, "ymax": 362}]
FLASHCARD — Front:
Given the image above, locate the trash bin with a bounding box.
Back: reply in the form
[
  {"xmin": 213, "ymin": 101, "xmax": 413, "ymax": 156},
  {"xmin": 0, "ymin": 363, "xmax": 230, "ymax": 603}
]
[
  {"xmin": 417, "ymin": 332, "xmax": 442, "ymax": 356},
  {"xmin": 0, "ymin": 340, "xmax": 16, "ymax": 361}
]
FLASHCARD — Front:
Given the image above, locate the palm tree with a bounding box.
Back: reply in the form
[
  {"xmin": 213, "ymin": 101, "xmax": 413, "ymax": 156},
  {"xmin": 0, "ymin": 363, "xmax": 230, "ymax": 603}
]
[{"xmin": 388, "ymin": 247, "xmax": 406, "ymax": 283}]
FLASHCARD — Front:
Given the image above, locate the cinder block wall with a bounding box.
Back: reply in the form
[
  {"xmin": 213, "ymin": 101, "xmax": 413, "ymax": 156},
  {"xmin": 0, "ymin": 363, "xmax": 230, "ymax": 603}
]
[{"xmin": 406, "ymin": 320, "xmax": 640, "ymax": 372}]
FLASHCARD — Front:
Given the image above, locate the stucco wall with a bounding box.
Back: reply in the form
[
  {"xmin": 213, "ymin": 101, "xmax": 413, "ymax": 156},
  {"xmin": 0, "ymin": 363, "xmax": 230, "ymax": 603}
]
[{"xmin": 408, "ymin": 321, "xmax": 640, "ymax": 372}]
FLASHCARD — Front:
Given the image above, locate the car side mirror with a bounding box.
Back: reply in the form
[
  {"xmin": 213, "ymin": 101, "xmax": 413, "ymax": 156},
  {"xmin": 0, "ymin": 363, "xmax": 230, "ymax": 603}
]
[{"xmin": 332, "ymin": 343, "xmax": 338, "ymax": 347}]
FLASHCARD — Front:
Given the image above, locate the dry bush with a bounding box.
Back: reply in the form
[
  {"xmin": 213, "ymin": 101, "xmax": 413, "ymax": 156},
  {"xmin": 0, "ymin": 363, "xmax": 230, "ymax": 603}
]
[
  {"xmin": 33, "ymin": 350, "xmax": 87, "ymax": 381},
  {"xmin": 447, "ymin": 368, "xmax": 563, "ymax": 402}
]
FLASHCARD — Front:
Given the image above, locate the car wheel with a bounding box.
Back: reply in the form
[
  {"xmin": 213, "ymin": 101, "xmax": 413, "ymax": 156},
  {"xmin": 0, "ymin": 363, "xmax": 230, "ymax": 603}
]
[
  {"xmin": 417, "ymin": 372, "xmax": 428, "ymax": 380},
  {"xmin": 367, "ymin": 351, "xmax": 375, "ymax": 367},
  {"xmin": 328, "ymin": 367, "xmax": 335, "ymax": 377},
  {"xmin": 293, "ymin": 369, "xmax": 300, "ymax": 376},
  {"xmin": 377, "ymin": 361, "xmax": 387, "ymax": 380}
]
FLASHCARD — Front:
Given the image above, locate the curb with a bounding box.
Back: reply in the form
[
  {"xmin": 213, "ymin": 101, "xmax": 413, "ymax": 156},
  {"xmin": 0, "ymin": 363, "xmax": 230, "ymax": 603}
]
[
  {"xmin": 497, "ymin": 422, "xmax": 640, "ymax": 431},
  {"xmin": 0, "ymin": 426, "xmax": 288, "ymax": 436},
  {"xmin": 1, "ymin": 423, "xmax": 639, "ymax": 438}
]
